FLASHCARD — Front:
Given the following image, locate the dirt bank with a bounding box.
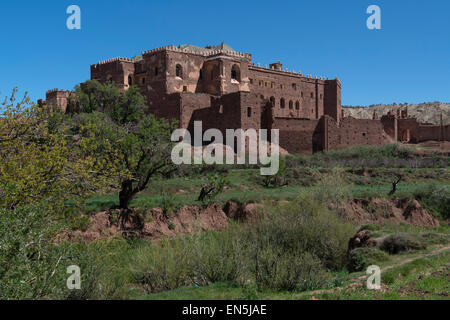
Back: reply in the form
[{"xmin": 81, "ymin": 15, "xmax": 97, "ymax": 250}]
[
  {"xmin": 337, "ymin": 198, "xmax": 440, "ymax": 227},
  {"xmin": 61, "ymin": 198, "xmax": 439, "ymax": 243},
  {"xmin": 60, "ymin": 202, "xmax": 260, "ymax": 243}
]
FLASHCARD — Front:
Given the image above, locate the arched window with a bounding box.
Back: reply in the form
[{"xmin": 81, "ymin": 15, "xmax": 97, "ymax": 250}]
[
  {"xmin": 128, "ymin": 75, "xmax": 133, "ymax": 86},
  {"xmin": 289, "ymin": 100, "xmax": 293, "ymax": 109},
  {"xmin": 270, "ymin": 96, "xmax": 275, "ymax": 106},
  {"xmin": 176, "ymin": 64, "xmax": 183, "ymax": 78},
  {"xmin": 280, "ymin": 98, "xmax": 285, "ymax": 109},
  {"xmin": 295, "ymin": 101, "xmax": 300, "ymax": 110},
  {"xmin": 231, "ymin": 64, "xmax": 240, "ymax": 81}
]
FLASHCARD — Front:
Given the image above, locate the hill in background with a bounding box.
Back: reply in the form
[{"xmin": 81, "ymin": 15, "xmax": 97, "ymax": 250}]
[{"xmin": 343, "ymin": 102, "xmax": 450, "ymax": 125}]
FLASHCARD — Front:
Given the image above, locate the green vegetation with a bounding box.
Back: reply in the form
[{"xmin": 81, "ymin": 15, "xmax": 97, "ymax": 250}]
[
  {"xmin": 380, "ymin": 233, "xmax": 427, "ymax": 254},
  {"xmin": 1, "ymin": 87, "xmax": 449, "ymax": 300},
  {"xmin": 70, "ymin": 80, "xmax": 177, "ymax": 209},
  {"xmin": 347, "ymin": 248, "xmax": 390, "ymax": 272},
  {"xmin": 129, "ymin": 198, "xmax": 354, "ymax": 294}
]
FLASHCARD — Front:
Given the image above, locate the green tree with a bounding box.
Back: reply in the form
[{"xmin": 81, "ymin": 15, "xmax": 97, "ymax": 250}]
[
  {"xmin": 0, "ymin": 88, "xmax": 119, "ymax": 299},
  {"xmin": 73, "ymin": 80, "xmax": 120, "ymax": 113},
  {"xmin": 71, "ymin": 82, "xmax": 177, "ymax": 209},
  {"xmin": 0, "ymin": 88, "xmax": 117, "ymax": 210}
]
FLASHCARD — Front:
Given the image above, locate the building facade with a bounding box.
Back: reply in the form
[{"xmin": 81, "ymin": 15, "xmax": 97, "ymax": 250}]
[{"xmin": 43, "ymin": 43, "xmax": 448, "ymax": 154}]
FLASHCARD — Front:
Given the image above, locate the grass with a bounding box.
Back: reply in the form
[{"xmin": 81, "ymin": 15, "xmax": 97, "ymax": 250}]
[
  {"xmin": 84, "ymin": 179, "xmax": 450, "ymax": 214},
  {"xmin": 67, "ymin": 145, "xmax": 450, "ymax": 300},
  {"xmin": 134, "ymin": 246, "xmax": 450, "ymax": 300}
]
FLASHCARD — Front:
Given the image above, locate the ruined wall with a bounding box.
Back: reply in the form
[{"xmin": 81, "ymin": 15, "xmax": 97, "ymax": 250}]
[
  {"xmin": 418, "ymin": 124, "xmax": 450, "ymax": 142},
  {"xmin": 380, "ymin": 114, "xmax": 398, "ymax": 141},
  {"xmin": 91, "ymin": 59, "xmax": 135, "ymax": 92},
  {"xmin": 45, "ymin": 89, "xmax": 72, "ymax": 113},
  {"xmin": 273, "ymin": 118, "xmax": 321, "ymax": 154},
  {"xmin": 188, "ymin": 92, "xmax": 260, "ymax": 133},
  {"xmin": 322, "ymin": 116, "xmax": 389, "ymax": 151},
  {"xmin": 397, "ymin": 118, "xmax": 420, "ymax": 143},
  {"xmin": 147, "ymin": 93, "xmax": 181, "ymax": 123},
  {"xmin": 179, "ymin": 93, "xmax": 212, "ymax": 128}
]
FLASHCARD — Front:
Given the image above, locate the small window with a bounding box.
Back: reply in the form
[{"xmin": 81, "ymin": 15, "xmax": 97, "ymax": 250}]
[
  {"xmin": 142, "ymin": 77, "xmax": 146, "ymax": 85},
  {"xmin": 128, "ymin": 75, "xmax": 133, "ymax": 86},
  {"xmin": 280, "ymin": 98, "xmax": 285, "ymax": 109},
  {"xmin": 310, "ymin": 92, "xmax": 314, "ymax": 98},
  {"xmin": 289, "ymin": 100, "xmax": 293, "ymax": 109},
  {"xmin": 176, "ymin": 64, "xmax": 183, "ymax": 78},
  {"xmin": 154, "ymin": 67, "xmax": 158, "ymax": 76},
  {"xmin": 271, "ymin": 82, "xmax": 275, "ymax": 88},
  {"xmin": 265, "ymin": 82, "xmax": 269, "ymax": 87},
  {"xmin": 280, "ymin": 84, "xmax": 285, "ymax": 89},
  {"xmin": 295, "ymin": 101, "xmax": 300, "ymax": 110},
  {"xmin": 183, "ymin": 86, "xmax": 188, "ymax": 92},
  {"xmin": 292, "ymin": 83, "xmax": 297, "ymax": 90},
  {"xmin": 362, "ymin": 133, "xmax": 366, "ymax": 137},
  {"xmin": 320, "ymin": 94, "xmax": 323, "ymax": 100},
  {"xmin": 301, "ymin": 92, "xmax": 304, "ymax": 98},
  {"xmin": 249, "ymin": 78, "xmax": 253, "ymax": 84},
  {"xmin": 247, "ymin": 107, "xmax": 252, "ymax": 117},
  {"xmin": 199, "ymin": 69, "xmax": 203, "ymax": 80},
  {"xmin": 259, "ymin": 80, "xmax": 263, "ymax": 86}
]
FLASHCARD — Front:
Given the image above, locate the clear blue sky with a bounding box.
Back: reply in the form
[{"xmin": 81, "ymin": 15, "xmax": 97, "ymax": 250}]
[{"xmin": 1, "ymin": 0, "xmax": 449, "ymax": 106}]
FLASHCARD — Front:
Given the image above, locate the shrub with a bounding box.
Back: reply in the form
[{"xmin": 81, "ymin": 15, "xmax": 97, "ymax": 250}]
[
  {"xmin": 419, "ymin": 232, "xmax": 449, "ymax": 245},
  {"xmin": 309, "ymin": 169, "xmax": 352, "ymax": 208},
  {"xmin": 347, "ymin": 247, "xmax": 389, "ymax": 272},
  {"xmin": 127, "ymin": 195, "xmax": 355, "ymax": 293},
  {"xmin": 0, "ymin": 204, "xmax": 120, "ymax": 300},
  {"xmin": 358, "ymin": 224, "xmax": 378, "ymax": 232},
  {"xmin": 380, "ymin": 233, "xmax": 426, "ymax": 254},
  {"xmin": 161, "ymin": 192, "xmax": 176, "ymax": 217},
  {"xmin": 197, "ymin": 173, "xmax": 230, "ymax": 205},
  {"xmin": 188, "ymin": 230, "xmax": 243, "ymax": 284},
  {"xmin": 247, "ymin": 196, "xmax": 355, "ymax": 272},
  {"xmin": 412, "ymin": 184, "xmax": 450, "ymax": 219},
  {"xmin": 256, "ymin": 158, "xmax": 289, "ymax": 188},
  {"xmin": 130, "ymin": 239, "xmax": 192, "ymax": 293},
  {"xmin": 249, "ymin": 249, "xmax": 328, "ymax": 291}
]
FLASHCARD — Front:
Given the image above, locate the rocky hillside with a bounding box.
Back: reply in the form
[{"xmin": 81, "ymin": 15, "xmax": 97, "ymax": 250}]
[{"xmin": 343, "ymin": 102, "xmax": 450, "ymax": 125}]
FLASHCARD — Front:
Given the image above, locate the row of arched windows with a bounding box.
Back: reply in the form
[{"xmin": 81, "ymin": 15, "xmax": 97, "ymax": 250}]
[
  {"xmin": 112, "ymin": 63, "xmax": 243, "ymax": 87},
  {"xmin": 278, "ymin": 98, "xmax": 300, "ymax": 110},
  {"xmin": 175, "ymin": 64, "xmax": 241, "ymax": 82}
]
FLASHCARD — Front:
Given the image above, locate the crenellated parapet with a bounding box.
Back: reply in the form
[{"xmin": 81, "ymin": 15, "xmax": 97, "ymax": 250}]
[
  {"xmin": 91, "ymin": 57, "xmax": 135, "ymax": 69},
  {"xmin": 141, "ymin": 44, "xmax": 252, "ymax": 61}
]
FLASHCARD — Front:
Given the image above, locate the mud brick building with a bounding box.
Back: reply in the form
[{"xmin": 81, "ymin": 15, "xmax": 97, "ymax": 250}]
[{"xmin": 43, "ymin": 43, "xmax": 449, "ymax": 154}]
